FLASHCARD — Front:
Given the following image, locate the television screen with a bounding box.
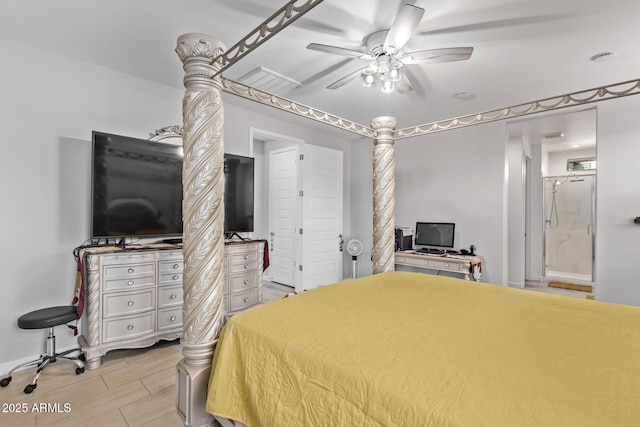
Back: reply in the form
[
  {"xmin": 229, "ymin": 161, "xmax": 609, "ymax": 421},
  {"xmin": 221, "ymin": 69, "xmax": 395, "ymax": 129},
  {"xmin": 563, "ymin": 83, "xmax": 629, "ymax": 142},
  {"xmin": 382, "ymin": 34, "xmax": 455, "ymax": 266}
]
[
  {"xmin": 414, "ymin": 222, "xmax": 455, "ymax": 248},
  {"xmin": 91, "ymin": 131, "xmax": 184, "ymax": 238},
  {"xmin": 224, "ymin": 153, "xmax": 254, "ymax": 233},
  {"xmin": 91, "ymin": 132, "xmax": 256, "ymax": 239}
]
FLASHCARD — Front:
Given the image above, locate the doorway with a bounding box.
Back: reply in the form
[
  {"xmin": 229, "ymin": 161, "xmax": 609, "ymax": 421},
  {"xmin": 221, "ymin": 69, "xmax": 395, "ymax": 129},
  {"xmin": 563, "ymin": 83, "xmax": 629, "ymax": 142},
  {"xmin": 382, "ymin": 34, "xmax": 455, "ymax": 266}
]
[
  {"xmin": 543, "ymin": 174, "xmax": 595, "ymax": 282},
  {"xmin": 508, "ymin": 108, "xmax": 597, "ymax": 289},
  {"xmin": 250, "ymin": 128, "xmax": 344, "ymax": 291},
  {"xmin": 269, "ymin": 146, "xmax": 300, "ymax": 287}
]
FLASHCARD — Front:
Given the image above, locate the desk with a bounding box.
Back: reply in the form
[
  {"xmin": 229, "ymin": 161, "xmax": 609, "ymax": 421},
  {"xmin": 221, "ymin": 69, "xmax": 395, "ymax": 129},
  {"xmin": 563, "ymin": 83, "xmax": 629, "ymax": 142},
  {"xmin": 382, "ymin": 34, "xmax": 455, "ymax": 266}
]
[{"xmin": 395, "ymin": 251, "xmax": 482, "ymax": 281}]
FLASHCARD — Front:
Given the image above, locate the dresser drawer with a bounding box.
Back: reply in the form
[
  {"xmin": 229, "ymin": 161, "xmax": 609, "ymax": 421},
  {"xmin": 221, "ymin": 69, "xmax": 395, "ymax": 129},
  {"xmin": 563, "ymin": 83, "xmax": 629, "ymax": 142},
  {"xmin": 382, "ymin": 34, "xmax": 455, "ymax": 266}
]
[
  {"xmin": 229, "ymin": 289, "xmax": 257, "ymax": 312},
  {"xmin": 103, "ymin": 262, "xmax": 155, "ymax": 279},
  {"xmin": 229, "ymin": 271, "xmax": 258, "ymax": 292},
  {"xmin": 159, "ymin": 271, "xmax": 182, "ymax": 285},
  {"xmin": 396, "ymin": 256, "xmax": 437, "ymax": 268},
  {"xmin": 436, "ymin": 261, "xmax": 461, "ymax": 271},
  {"xmin": 159, "ymin": 260, "xmax": 183, "ymax": 273},
  {"xmin": 229, "ymin": 259, "xmax": 258, "ymax": 274},
  {"xmin": 157, "ymin": 307, "xmax": 182, "ymax": 331},
  {"xmin": 103, "ymin": 312, "xmax": 155, "ymax": 343},
  {"xmin": 230, "ymin": 251, "xmax": 258, "ymax": 264},
  {"xmin": 103, "ymin": 275, "xmax": 155, "ymax": 292},
  {"xmin": 158, "ymin": 285, "xmax": 183, "ymax": 308},
  {"xmin": 103, "ymin": 289, "xmax": 155, "ymax": 318}
]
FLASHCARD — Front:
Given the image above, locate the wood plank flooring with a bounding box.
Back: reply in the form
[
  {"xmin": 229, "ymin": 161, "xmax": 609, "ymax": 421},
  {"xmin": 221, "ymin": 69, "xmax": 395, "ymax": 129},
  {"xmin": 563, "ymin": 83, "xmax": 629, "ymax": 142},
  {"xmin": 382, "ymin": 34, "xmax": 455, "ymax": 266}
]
[
  {"xmin": 0, "ymin": 281, "xmax": 291, "ymax": 427},
  {"xmin": 0, "ymin": 340, "xmax": 184, "ymax": 427}
]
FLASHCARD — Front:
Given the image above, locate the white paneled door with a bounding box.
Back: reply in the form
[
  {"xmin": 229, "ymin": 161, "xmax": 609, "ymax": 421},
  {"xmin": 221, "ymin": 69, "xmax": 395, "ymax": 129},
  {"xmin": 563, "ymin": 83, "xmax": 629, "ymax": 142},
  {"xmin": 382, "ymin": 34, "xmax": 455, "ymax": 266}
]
[
  {"xmin": 300, "ymin": 144, "xmax": 343, "ymax": 290},
  {"xmin": 269, "ymin": 147, "xmax": 299, "ymax": 287}
]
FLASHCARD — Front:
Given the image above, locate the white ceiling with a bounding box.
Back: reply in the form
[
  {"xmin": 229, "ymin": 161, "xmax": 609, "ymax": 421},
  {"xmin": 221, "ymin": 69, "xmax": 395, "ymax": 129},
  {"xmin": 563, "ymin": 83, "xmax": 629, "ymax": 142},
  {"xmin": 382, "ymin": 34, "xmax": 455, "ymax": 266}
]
[{"xmin": 1, "ymin": 0, "xmax": 637, "ymax": 146}]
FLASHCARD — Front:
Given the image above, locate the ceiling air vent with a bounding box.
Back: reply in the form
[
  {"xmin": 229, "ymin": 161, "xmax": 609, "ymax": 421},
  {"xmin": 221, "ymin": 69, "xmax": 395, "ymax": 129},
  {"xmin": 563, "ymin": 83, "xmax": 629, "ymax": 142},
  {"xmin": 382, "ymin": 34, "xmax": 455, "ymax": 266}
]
[{"xmin": 237, "ymin": 67, "xmax": 303, "ymax": 94}]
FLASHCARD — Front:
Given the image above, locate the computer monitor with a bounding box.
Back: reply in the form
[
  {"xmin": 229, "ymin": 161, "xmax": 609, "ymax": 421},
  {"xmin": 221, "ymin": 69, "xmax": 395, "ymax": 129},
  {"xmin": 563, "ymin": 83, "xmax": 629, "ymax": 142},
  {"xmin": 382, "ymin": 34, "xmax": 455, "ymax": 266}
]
[{"xmin": 414, "ymin": 222, "xmax": 455, "ymax": 249}]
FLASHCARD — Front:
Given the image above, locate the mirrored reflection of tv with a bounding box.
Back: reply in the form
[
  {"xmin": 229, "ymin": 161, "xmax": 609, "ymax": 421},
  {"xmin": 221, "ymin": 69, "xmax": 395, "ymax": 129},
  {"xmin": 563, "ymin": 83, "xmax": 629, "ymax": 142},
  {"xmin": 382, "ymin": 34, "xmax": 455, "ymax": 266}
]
[{"xmin": 90, "ymin": 131, "xmax": 255, "ymax": 239}]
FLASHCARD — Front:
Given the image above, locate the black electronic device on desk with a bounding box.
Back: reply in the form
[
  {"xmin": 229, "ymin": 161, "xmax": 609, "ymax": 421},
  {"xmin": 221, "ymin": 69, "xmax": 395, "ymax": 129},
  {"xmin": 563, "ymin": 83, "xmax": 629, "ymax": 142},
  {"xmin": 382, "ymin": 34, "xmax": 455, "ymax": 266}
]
[
  {"xmin": 395, "ymin": 227, "xmax": 413, "ymax": 251},
  {"xmin": 414, "ymin": 221, "xmax": 455, "ymax": 255},
  {"xmin": 416, "ymin": 247, "xmax": 443, "ymax": 254}
]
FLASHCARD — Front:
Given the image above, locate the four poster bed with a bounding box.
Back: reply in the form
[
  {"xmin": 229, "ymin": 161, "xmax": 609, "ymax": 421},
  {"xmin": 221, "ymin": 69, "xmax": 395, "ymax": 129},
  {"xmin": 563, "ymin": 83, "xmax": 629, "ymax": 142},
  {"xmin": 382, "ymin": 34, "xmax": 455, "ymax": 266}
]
[{"xmin": 172, "ymin": 2, "xmax": 640, "ymax": 426}]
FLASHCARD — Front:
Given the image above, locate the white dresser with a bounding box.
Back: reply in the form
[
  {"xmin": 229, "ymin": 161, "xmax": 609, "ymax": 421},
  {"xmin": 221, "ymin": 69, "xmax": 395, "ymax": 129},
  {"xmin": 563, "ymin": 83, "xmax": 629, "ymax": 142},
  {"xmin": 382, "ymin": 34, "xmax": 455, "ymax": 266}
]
[{"xmin": 79, "ymin": 241, "xmax": 264, "ymax": 369}]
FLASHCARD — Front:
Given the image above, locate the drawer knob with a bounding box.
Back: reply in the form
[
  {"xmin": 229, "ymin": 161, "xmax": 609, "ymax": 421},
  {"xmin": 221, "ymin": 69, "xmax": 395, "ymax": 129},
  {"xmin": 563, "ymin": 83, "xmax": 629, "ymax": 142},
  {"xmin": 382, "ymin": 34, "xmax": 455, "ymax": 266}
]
[
  {"xmin": 244, "ymin": 265, "xmax": 249, "ymax": 269},
  {"xmin": 128, "ymin": 268, "xmax": 134, "ymax": 273},
  {"xmin": 244, "ymin": 279, "xmax": 249, "ymax": 285},
  {"xmin": 172, "ymin": 275, "xmax": 179, "ymax": 280},
  {"xmin": 127, "ymin": 301, "xmax": 134, "ymax": 306},
  {"xmin": 127, "ymin": 280, "xmax": 134, "ymax": 286},
  {"xmin": 445, "ymin": 264, "xmax": 449, "ymax": 267},
  {"xmin": 173, "ymin": 264, "xmax": 179, "ymax": 269},
  {"xmin": 170, "ymin": 316, "xmax": 177, "ymax": 321},
  {"xmin": 244, "ymin": 255, "xmax": 249, "ymax": 259},
  {"xmin": 127, "ymin": 324, "xmax": 134, "ymax": 330},
  {"xmin": 243, "ymin": 297, "xmax": 250, "ymax": 303},
  {"xmin": 170, "ymin": 294, "xmax": 177, "ymax": 300}
]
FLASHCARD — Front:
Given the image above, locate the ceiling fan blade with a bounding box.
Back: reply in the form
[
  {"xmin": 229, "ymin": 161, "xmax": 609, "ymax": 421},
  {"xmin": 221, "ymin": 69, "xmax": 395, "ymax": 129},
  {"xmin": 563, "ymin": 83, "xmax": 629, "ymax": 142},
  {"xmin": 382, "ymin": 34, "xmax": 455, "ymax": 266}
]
[
  {"xmin": 384, "ymin": 4, "xmax": 425, "ymax": 54},
  {"xmin": 307, "ymin": 43, "xmax": 373, "ymax": 60},
  {"xmin": 327, "ymin": 67, "xmax": 367, "ymax": 90},
  {"xmin": 400, "ymin": 47, "xmax": 473, "ymax": 64}
]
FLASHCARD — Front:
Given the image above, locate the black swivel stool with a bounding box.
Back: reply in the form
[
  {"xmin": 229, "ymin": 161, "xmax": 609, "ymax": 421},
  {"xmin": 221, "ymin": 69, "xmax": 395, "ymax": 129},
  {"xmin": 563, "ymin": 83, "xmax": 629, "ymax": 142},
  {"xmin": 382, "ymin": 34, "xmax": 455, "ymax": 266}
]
[{"xmin": 1, "ymin": 306, "xmax": 85, "ymax": 394}]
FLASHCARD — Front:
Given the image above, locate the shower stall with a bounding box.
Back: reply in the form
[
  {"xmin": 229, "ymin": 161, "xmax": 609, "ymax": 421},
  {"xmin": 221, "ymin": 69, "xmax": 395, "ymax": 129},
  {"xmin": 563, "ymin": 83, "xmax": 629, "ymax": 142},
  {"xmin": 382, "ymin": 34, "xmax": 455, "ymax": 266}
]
[{"xmin": 543, "ymin": 174, "xmax": 595, "ymax": 282}]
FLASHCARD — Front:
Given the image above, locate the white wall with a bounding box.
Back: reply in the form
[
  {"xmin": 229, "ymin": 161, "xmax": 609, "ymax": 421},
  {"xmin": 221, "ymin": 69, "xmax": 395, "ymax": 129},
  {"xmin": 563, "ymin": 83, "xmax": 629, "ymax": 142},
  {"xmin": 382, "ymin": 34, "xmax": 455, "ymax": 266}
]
[
  {"xmin": 350, "ymin": 122, "xmax": 508, "ymax": 284},
  {"xmin": 0, "ymin": 38, "xmax": 354, "ymax": 371},
  {"xmin": 0, "ymin": 37, "xmax": 183, "ymax": 372}
]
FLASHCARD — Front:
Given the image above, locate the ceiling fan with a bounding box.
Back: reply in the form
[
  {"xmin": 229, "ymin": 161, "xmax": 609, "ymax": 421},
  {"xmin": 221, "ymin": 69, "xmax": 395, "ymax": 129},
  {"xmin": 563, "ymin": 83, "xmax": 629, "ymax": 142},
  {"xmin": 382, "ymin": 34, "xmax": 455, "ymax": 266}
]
[{"xmin": 307, "ymin": 4, "xmax": 473, "ymax": 94}]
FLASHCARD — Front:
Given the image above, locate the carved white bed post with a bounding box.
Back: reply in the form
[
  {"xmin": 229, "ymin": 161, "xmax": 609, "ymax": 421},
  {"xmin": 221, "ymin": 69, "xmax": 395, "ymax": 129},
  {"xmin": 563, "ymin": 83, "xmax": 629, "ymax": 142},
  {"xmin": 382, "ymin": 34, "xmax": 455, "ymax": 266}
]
[
  {"xmin": 175, "ymin": 33, "xmax": 226, "ymax": 427},
  {"xmin": 371, "ymin": 116, "xmax": 398, "ymax": 274}
]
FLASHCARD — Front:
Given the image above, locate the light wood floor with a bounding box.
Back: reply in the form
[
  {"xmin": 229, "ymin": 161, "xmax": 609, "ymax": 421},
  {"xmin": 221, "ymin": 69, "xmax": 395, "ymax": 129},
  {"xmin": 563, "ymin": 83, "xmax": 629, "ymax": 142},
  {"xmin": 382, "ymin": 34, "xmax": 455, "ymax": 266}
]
[
  {"xmin": 0, "ymin": 339, "xmax": 185, "ymax": 427},
  {"xmin": 0, "ymin": 281, "xmax": 291, "ymax": 427}
]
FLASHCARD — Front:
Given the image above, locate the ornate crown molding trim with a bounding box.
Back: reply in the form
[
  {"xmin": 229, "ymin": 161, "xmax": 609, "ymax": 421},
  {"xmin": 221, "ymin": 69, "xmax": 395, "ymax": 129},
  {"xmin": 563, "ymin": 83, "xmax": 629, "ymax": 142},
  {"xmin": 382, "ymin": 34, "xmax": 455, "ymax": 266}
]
[
  {"xmin": 395, "ymin": 79, "xmax": 640, "ymax": 140},
  {"xmin": 222, "ymin": 78, "xmax": 376, "ymax": 138},
  {"xmin": 150, "ymin": 125, "xmax": 184, "ymax": 141},
  {"xmin": 213, "ymin": 0, "xmax": 325, "ymax": 78}
]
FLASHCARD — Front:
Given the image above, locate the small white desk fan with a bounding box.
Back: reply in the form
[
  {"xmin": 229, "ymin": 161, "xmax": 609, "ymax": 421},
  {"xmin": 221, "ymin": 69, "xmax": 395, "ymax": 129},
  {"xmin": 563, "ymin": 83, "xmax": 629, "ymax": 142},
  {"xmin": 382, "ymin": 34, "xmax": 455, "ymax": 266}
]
[{"xmin": 347, "ymin": 239, "xmax": 364, "ymax": 279}]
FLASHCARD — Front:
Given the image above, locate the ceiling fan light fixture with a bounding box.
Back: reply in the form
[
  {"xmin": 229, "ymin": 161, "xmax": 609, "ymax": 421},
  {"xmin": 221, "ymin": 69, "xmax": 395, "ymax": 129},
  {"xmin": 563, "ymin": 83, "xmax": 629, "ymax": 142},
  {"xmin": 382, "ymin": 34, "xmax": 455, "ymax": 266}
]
[
  {"xmin": 381, "ymin": 78, "xmax": 395, "ymax": 93},
  {"xmin": 388, "ymin": 60, "xmax": 403, "ymax": 82},
  {"xmin": 362, "ymin": 69, "xmax": 376, "ymax": 88},
  {"xmin": 376, "ymin": 55, "xmax": 391, "ymax": 74}
]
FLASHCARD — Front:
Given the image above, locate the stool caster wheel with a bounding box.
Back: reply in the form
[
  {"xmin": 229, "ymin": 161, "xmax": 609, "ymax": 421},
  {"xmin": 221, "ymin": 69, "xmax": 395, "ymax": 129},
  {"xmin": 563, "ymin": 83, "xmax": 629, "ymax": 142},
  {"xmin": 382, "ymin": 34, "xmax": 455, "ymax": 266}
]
[
  {"xmin": 24, "ymin": 383, "xmax": 37, "ymax": 394},
  {"xmin": 76, "ymin": 367, "xmax": 85, "ymax": 375},
  {"xmin": 0, "ymin": 376, "xmax": 11, "ymax": 387}
]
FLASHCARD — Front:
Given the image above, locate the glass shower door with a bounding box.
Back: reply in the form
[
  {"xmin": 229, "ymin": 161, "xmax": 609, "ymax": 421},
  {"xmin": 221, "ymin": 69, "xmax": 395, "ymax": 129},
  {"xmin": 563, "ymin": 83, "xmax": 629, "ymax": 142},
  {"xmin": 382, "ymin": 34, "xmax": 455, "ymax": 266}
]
[{"xmin": 544, "ymin": 175, "xmax": 595, "ymax": 282}]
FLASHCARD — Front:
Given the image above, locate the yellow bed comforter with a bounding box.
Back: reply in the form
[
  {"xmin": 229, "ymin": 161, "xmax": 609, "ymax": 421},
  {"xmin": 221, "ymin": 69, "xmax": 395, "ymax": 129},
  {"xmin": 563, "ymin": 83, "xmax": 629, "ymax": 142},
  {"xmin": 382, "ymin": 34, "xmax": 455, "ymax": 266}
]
[{"xmin": 206, "ymin": 271, "xmax": 640, "ymax": 426}]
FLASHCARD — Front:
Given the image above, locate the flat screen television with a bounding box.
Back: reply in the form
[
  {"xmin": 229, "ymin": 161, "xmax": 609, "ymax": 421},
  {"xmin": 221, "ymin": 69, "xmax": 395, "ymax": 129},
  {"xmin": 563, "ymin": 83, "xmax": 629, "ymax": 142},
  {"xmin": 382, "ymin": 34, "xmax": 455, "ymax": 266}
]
[
  {"xmin": 414, "ymin": 222, "xmax": 455, "ymax": 249},
  {"xmin": 223, "ymin": 153, "xmax": 254, "ymax": 234},
  {"xmin": 91, "ymin": 131, "xmax": 254, "ymax": 239}
]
